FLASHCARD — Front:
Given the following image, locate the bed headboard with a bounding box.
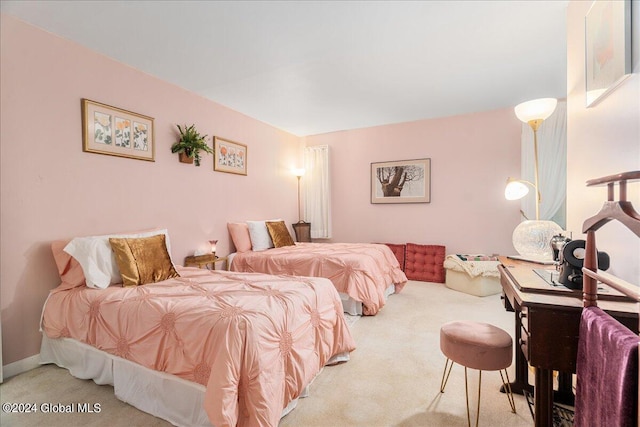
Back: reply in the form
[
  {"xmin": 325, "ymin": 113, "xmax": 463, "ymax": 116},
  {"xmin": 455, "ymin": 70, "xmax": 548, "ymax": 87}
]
[{"xmin": 581, "ymin": 170, "xmax": 640, "ymax": 307}]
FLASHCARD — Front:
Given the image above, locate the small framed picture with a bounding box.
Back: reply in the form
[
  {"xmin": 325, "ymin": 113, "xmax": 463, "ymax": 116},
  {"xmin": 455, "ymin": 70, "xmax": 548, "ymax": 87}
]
[
  {"xmin": 585, "ymin": 0, "xmax": 631, "ymax": 107},
  {"xmin": 81, "ymin": 99, "xmax": 155, "ymax": 161},
  {"xmin": 371, "ymin": 158, "xmax": 431, "ymax": 204},
  {"xmin": 214, "ymin": 136, "xmax": 247, "ymax": 175}
]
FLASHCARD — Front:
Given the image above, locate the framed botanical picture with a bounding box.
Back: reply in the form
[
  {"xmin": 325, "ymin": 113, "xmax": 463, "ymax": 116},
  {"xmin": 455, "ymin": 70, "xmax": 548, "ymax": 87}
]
[
  {"xmin": 585, "ymin": 0, "xmax": 631, "ymax": 107},
  {"xmin": 371, "ymin": 158, "xmax": 430, "ymax": 204},
  {"xmin": 214, "ymin": 136, "xmax": 247, "ymax": 175},
  {"xmin": 81, "ymin": 99, "xmax": 155, "ymax": 161}
]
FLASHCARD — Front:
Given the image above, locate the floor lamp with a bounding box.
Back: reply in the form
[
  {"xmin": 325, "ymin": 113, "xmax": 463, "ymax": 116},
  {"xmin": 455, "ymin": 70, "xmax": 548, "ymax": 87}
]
[
  {"xmin": 507, "ymin": 98, "xmax": 562, "ymax": 259},
  {"xmin": 292, "ymin": 168, "xmax": 311, "ymax": 242}
]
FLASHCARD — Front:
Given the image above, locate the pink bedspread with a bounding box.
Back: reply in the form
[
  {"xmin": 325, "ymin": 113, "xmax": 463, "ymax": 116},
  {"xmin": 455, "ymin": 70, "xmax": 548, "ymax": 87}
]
[
  {"xmin": 231, "ymin": 243, "xmax": 408, "ymax": 315},
  {"xmin": 42, "ymin": 266, "xmax": 356, "ymax": 427}
]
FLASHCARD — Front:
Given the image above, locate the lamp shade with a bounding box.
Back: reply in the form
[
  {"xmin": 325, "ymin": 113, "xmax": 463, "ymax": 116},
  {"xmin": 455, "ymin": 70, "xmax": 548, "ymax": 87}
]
[
  {"xmin": 514, "ymin": 98, "xmax": 557, "ymax": 123},
  {"xmin": 505, "ymin": 179, "xmax": 531, "ymax": 200},
  {"xmin": 292, "ymin": 168, "xmax": 305, "ymax": 177}
]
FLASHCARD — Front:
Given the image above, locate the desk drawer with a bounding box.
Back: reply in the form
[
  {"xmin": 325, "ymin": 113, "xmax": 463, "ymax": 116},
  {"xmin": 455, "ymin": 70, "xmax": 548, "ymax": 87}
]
[
  {"xmin": 519, "ymin": 306, "xmax": 530, "ymax": 358},
  {"xmin": 501, "ymin": 292, "xmax": 514, "ymax": 312},
  {"xmin": 498, "ymin": 265, "xmax": 517, "ymax": 312},
  {"xmin": 525, "ymin": 306, "xmax": 580, "ymax": 372},
  {"xmin": 519, "ymin": 325, "xmax": 530, "ymax": 358},
  {"xmin": 519, "ymin": 306, "xmax": 529, "ymax": 333}
]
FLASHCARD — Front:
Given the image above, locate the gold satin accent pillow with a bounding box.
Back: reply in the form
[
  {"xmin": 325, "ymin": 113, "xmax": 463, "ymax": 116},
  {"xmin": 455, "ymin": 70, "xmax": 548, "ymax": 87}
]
[
  {"xmin": 265, "ymin": 221, "xmax": 295, "ymax": 248},
  {"xmin": 109, "ymin": 234, "xmax": 179, "ymax": 287}
]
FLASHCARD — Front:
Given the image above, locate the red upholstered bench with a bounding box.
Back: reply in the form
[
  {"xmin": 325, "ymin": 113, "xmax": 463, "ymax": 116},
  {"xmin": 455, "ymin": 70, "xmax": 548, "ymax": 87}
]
[
  {"xmin": 405, "ymin": 243, "xmax": 445, "ymax": 282},
  {"xmin": 380, "ymin": 243, "xmax": 406, "ymax": 271}
]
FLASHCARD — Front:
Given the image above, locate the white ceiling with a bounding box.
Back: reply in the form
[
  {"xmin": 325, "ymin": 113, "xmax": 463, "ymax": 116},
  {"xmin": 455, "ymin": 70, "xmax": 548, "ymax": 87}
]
[{"xmin": 1, "ymin": 1, "xmax": 568, "ymax": 136}]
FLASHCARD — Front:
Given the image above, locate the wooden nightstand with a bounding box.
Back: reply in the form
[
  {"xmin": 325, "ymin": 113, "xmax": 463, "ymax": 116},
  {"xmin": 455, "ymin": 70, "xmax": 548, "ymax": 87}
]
[{"xmin": 184, "ymin": 253, "xmax": 228, "ymax": 270}]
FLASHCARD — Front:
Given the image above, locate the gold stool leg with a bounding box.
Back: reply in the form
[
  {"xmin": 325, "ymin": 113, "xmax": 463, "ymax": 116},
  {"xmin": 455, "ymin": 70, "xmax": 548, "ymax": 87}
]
[
  {"xmin": 465, "ymin": 369, "xmax": 482, "ymax": 427},
  {"xmin": 499, "ymin": 369, "xmax": 517, "ymax": 413},
  {"xmin": 464, "ymin": 366, "xmax": 471, "ymax": 427},
  {"xmin": 451, "ymin": 364, "xmax": 514, "ymax": 426},
  {"xmin": 475, "ymin": 370, "xmax": 482, "ymax": 427},
  {"xmin": 440, "ymin": 358, "xmax": 454, "ymax": 393}
]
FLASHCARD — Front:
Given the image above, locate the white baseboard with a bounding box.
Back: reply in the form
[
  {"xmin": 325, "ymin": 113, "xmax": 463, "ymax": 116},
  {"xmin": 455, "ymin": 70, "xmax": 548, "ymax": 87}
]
[{"xmin": 2, "ymin": 354, "xmax": 41, "ymax": 380}]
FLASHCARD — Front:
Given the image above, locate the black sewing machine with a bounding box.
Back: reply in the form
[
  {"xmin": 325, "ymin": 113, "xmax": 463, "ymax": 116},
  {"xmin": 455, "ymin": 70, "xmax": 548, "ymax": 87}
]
[{"xmin": 557, "ymin": 239, "xmax": 610, "ymax": 290}]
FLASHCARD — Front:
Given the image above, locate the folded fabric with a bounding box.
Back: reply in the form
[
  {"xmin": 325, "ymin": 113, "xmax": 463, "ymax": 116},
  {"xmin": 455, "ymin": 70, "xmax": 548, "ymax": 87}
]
[
  {"xmin": 443, "ymin": 254, "xmax": 499, "ymax": 278},
  {"xmin": 575, "ymin": 306, "xmax": 639, "ymax": 427},
  {"xmin": 456, "ymin": 254, "xmax": 499, "ymax": 261}
]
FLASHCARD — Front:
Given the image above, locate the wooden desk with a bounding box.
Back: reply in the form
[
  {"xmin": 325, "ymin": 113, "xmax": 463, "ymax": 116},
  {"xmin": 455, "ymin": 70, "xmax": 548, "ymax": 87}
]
[{"xmin": 498, "ymin": 256, "xmax": 638, "ymax": 427}]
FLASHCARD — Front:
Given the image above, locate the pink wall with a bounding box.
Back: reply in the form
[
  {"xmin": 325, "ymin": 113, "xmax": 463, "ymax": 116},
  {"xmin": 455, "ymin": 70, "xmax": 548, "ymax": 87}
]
[
  {"xmin": 566, "ymin": 2, "xmax": 640, "ymax": 283},
  {"xmin": 0, "ymin": 15, "xmax": 301, "ymax": 365},
  {"xmin": 303, "ymin": 109, "xmax": 522, "ymax": 255},
  {"xmin": 4, "ymin": 2, "xmax": 635, "ymax": 372}
]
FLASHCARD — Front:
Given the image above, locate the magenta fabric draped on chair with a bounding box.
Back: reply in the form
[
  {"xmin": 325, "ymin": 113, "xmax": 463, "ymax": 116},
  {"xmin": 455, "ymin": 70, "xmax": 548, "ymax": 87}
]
[{"xmin": 575, "ymin": 306, "xmax": 639, "ymax": 427}]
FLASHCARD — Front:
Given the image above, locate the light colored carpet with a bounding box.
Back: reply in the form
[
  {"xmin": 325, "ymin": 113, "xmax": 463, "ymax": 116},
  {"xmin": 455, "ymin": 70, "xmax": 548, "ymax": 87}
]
[
  {"xmin": 280, "ymin": 281, "xmax": 535, "ymax": 427},
  {"xmin": 1, "ymin": 281, "xmax": 535, "ymax": 426},
  {"xmin": 344, "ymin": 313, "xmax": 361, "ymax": 328}
]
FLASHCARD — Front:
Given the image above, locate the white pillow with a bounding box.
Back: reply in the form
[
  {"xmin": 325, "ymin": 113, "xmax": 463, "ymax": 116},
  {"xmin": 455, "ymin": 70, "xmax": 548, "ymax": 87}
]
[
  {"xmin": 246, "ymin": 219, "xmax": 281, "ymax": 251},
  {"xmin": 64, "ymin": 229, "xmax": 173, "ymax": 289}
]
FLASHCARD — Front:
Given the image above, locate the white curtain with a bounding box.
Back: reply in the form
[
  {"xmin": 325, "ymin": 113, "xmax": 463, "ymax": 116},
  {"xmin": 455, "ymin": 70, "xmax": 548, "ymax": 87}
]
[
  {"xmin": 521, "ymin": 100, "xmax": 567, "ymax": 228},
  {"xmin": 303, "ymin": 145, "xmax": 331, "ymax": 239}
]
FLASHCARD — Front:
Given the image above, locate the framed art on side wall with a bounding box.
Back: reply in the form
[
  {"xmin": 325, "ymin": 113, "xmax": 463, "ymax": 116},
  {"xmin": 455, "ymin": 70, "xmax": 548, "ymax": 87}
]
[
  {"xmin": 214, "ymin": 136, "xmax": 247, "ymax": 175},
  {"xmin": 585, "ymin": 0, "xmax": 631, "ymax": 107},
  {"xmin": 81, "ymin": 99, "xmax": 155, "ymax": 161},
  {"xmin": 371, "ymin": 158, "xmax": 431, "ymax": 204}
]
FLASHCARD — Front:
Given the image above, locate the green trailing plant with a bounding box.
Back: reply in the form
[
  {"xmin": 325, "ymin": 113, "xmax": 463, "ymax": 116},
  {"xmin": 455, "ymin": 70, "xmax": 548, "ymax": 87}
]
[{"xmin": 171, "ymin": 124, "xmax": 212, "ymax": 166}]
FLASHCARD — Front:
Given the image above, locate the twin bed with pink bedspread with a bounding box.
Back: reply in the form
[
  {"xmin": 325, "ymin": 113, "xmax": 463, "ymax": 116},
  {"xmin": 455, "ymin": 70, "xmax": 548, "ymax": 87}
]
[
  {"xmin": 41, "ymin": 263, "xmax": 355, "ymax": 426},
  {"xmin": 230, "ymin": 242, "xmax": 408, "ymax": 315}
]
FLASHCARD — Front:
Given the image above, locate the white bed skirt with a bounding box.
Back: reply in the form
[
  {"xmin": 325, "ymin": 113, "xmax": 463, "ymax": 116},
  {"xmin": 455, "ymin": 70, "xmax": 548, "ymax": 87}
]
[
  {"xmin": 228, "ymin": 253, "xmax": 396, "ymax": 316},
  {"xmin": 40, "ymin": 335, "xmax": 349, "ymax": 426},
  {"xmin": 340, "ymin": 284, "xmax": 396, "ymax": 315}
]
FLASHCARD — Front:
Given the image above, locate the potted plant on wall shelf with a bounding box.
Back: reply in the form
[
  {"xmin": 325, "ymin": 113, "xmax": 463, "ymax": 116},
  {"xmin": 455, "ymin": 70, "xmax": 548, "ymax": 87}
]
[{"xmin": 171, "ymin": 124, "xmax": 213, "ymax": 166}]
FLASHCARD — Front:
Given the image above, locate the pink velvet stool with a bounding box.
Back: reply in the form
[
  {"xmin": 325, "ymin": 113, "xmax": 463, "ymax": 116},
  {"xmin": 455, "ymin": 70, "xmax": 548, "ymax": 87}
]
[{"xmin": 439, "ymin": 320, "xmax": 516, "ymax": 427}]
